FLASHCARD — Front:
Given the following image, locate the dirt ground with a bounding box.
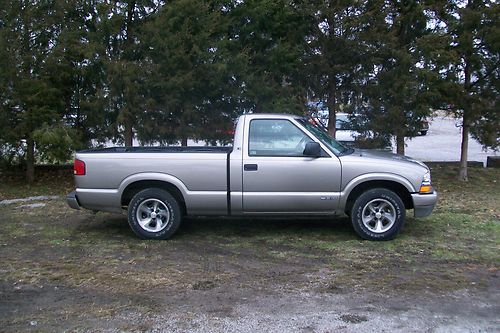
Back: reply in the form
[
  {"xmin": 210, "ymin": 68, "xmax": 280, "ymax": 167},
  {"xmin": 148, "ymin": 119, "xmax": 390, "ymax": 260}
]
[{"xmin": 0, "ymin": 167, "xmax": 499, "ymax": 332}]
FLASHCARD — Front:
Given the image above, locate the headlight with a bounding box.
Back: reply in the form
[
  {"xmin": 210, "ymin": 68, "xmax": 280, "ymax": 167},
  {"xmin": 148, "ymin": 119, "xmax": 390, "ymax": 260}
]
[
  {"xmin": 420, "ymin": 170, "xmax": 433, "ymax": 193},
  {"xmin": 423, "ymin": 170, "xmax": 431, "ymax": 183}
]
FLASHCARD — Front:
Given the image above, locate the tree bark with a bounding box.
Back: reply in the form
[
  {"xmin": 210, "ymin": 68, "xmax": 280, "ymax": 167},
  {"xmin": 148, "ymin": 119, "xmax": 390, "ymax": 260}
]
[
  {"xmin": 122, "ymin": 1, "xmax": 136, "ymax": 147},
  {"xmin": 327, "ymin": 87, "xmax": 337, "ymax": 138},
  {"xmin": 26, "ymin": 137, "xmax": 35, "ymax": 184},
  {"xmin": 396, "ymin": 133, "xmax": 405, "ymax": 155},
  {"xmin": 458, "ymin": 118, "xmax": 469, "ymax": 181},
  {"xmin": 181, "ymin": 137, "xmax": 188, "ymax": 146},
  {"xmin": 458, "ymin": 0, "xmax": 473, "ymax": 181},
  {"xmin": 124, "ymin": 122, "xmax": 133, "ymax": 146},
  {"xmin": 254, "ymin": 103, "xmax": 263, "ymax": 113}
]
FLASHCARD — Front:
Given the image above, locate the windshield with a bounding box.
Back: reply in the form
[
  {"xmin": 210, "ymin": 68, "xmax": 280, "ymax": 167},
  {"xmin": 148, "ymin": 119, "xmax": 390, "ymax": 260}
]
[{"xmin": 298, "ymin": 118, "xmax": 349, "ymax": 155}]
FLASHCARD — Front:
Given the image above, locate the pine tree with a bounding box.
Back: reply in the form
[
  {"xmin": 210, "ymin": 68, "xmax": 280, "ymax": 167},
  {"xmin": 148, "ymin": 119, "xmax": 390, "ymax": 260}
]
[
  {"xmin": 225, "ymin": 0, "xmax": 309, "ymax": 115},
  {"xmin": 428, "ymin": 0, "xmax": 499, "ymax": 181},
  {"xmin": 0, "ymin": 1, "xmax": 66, "ymax": 182},
  {"xmin": 137, "ymin": 0, "xmax": 239, "ymax": 146},
  {"xmin": 94, "ymin": 1, "xmax": 163, "ymax": 147},
  {"xmin": 359, "ymin": 0, "xmax": 436, "ymax": 155},
  {"xmin": 303, "ymin": 0, "xmax": 372, "ymax": 137},
  {"xmin": 45, "ymin": 1, "xmax": 108, "ymax": 147}
]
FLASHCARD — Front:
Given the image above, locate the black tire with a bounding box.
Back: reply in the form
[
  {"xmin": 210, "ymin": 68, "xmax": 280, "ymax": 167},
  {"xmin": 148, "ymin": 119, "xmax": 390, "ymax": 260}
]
[
  {"xmin": 350, "ymin": 188, "xmax": 405, "ymax": 241},
  {"xmin": 127, "ymin": 188, "xmax": 181, "ymax": 240}
]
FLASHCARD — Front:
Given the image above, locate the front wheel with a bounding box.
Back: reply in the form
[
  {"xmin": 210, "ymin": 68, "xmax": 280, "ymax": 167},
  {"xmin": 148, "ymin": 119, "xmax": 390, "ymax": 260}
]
[
  {"xmin": 350, "ymin": 188, "xmax": 405, "ymax": 240},
  {"xmin": 128, "ymin": 188, "xmax": 182, "ymax": 240}
]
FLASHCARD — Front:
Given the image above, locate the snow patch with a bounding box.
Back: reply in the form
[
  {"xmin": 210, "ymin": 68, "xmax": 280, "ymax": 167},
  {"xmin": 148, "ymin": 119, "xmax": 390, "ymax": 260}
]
[{"xmin": 0, "ymin": 195, "xmax": 60, "ymax": 206}]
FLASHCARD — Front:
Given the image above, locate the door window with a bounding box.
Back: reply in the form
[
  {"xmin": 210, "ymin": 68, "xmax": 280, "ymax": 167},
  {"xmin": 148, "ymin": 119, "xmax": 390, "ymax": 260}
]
[{"xmin": 248, "ymin": 119, "xmax": 312, "ymax": 156}]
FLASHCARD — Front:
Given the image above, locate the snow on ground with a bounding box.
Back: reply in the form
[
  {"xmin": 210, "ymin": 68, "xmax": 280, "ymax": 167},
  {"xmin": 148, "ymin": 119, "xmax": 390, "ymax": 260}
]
[{"xmin": 395, "ymin": 115, "xmax": 497, "ymax": 165}]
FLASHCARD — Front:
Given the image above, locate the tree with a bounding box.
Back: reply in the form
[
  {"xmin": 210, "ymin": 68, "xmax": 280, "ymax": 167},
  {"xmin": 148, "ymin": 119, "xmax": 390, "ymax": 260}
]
[
  {"xmin": 94, "ymin": 1, "xmax": 164, "ymax": 146},
  {"xmin": 358, "ymin": 0, "xmax": 437, "ymax": 155},
  {"xmin": 303, "ymin": 0, "xmax": 372, "ymax": 137},
  {"xmin": 226, "ymin": 0, "xmax": 309, "ymax": 115},
  {"xmin": 45, "ymin": 1, "xmax": 109, "ymax": 147},
  {"xmin": 0, "ymin": 1, "xmax": 110, "ymax": 181},
  {"xmin": 137, "ymin": 0, "xmax": 239, "ymax": 146},
  {"xmin": 429, "ymin": 0, "xmax": 499, "ymax": 180},
  {"xmin": 0, "ymin": 1, "xmax": 68, "ymax": 182}
]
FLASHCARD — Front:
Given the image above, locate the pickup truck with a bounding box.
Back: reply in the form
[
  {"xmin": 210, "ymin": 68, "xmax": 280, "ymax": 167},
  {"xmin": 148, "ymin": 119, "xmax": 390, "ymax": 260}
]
[{"xmin": 67, "ymin": 114, "xmax": 437, "ymax": 241}]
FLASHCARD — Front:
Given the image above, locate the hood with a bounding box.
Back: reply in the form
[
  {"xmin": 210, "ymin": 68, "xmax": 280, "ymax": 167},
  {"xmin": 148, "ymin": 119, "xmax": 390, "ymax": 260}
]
[{"xmin": 346, "ymin": 149, "xmax": 429, "ymax": 170}]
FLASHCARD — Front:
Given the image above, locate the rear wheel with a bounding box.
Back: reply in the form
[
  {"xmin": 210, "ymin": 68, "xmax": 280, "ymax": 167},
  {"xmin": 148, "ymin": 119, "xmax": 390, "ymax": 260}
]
[
  {"xmin": 128, "ymin": 188, "xmax": 181, "ymax": 239},
  {"xmin": 350, "ymin": 188, "xmax": 405, "ymax": 240}
]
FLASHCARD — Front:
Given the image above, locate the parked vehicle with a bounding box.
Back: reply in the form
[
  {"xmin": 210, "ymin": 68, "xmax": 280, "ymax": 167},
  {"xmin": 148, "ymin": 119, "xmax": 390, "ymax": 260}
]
[
  {"xmin": 312, "ymin": 112, "xmax": 391, "ymax": 149},
  {"xmin": 334, "ymin": 113, "xmax": 358, "ymax": 144},
  {"xmin": 67, "ymin": 114, "xmax": 437, "ymax": 241},
  {"xmin": 418, "ymin": 119, "xmax": 429, "ymax": 136}
]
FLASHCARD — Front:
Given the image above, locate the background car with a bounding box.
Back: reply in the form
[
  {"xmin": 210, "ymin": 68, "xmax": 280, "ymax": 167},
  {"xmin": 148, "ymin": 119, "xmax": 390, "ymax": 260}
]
[{"xmin": 311, "ymin": 112, "xmax": 391, "ymax": 150}]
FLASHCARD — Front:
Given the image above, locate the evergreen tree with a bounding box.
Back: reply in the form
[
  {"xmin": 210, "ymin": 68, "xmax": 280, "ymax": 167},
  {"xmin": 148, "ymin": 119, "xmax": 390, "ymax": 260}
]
[
  {"xmin": 138, "ymin": 0, "xmax": 238, "ymax": 146},
  {"xmin": 0, "ymin": 0, "xmax": 67, "ymax": 182},
  {"xmin": 359, "ymin": 0, "xmax": 437, "ymax": 155},
  {"xmin": 225, "ymin": 0, "xmax": 309, "ymax": 115},
  {"xmin": 45, "ymin": 1, "xmax": 108, "ymax": 147},
  {"xmin": 94, "ymin": 0, "xmax": 164, "ymax": 146},
  {"xmin": 303, "ymin": 0, "xmax": 372, "ymax": 137},
  {"xmin": 428, "ymin": 0, "xmax": 499, "ymax": 180}
]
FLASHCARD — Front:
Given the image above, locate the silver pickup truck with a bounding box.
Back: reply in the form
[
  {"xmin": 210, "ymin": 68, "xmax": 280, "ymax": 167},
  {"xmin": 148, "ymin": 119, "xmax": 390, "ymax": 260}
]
[{"xmin": 67, "ymin": 114, "xmax": 437, "ymax": 241}]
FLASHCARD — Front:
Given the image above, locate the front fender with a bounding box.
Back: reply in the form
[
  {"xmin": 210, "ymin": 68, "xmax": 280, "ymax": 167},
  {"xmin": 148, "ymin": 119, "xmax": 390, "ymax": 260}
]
[{"xmin": 340, "ymin": 173, "xmax": 416, "ymax": 208}]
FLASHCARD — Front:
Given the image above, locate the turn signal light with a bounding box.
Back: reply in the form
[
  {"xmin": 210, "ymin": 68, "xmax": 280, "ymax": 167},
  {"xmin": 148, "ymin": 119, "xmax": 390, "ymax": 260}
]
[
  {"xmin": 74, "ymin": 159, "xmax": 86, "ymax": 176},
  {"xmin": 419, "ymin": 184, "xmax": 433, "ymax": 193}
]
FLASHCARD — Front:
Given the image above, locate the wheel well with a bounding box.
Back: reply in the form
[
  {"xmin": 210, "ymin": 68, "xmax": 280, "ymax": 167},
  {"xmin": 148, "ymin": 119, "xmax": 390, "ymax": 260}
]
[
  {"xmin": 344, "ymin": 180, "xmax": 413, "ymax": 215},
  {"xmin": 121, "ymin": 180, "xmax": 187, "ymax": 215}
]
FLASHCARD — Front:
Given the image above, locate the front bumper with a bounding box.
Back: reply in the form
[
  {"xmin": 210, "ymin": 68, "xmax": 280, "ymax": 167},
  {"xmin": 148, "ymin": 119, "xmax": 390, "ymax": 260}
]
[
  {"xmin": 411, "ymin": 191, "xmax": 438, "ymax": 217},
  {"xmin": 66, "ymin": 191, "xmax": 81, "ymax": 210}
]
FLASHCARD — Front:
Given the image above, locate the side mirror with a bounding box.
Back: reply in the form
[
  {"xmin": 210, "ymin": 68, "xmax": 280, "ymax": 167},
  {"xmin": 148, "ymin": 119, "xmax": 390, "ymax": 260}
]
[{"xmin": 303, "ymin": 141, "xmax": 321, "ymax": 157}]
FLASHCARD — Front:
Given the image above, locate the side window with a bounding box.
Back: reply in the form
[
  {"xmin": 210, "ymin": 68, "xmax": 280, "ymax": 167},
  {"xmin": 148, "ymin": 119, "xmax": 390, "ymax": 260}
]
[{"xmin": 248, "ymin": 119, "xmax": 313, "ymax": 156}]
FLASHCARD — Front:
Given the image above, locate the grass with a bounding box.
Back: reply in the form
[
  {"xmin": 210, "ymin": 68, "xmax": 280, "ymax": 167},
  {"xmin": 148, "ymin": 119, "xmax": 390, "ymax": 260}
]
[
  {"xmin": 0, "ymin": 166, "xmax": 498, "ymax": 332},
  {"xmin": 0, "ymin": 167, "xmax": 74, "ymax": 200},
  {"xmin": 0, "ymin": 166, "xmax": 498, "ymax": 299}
]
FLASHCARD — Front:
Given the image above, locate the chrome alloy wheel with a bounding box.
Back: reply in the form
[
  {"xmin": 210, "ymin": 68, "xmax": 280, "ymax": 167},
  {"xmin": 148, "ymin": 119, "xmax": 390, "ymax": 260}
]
[
  {"xmin": 136, "ymin": 199, "xmax": 171, "ymax": 232},
  {"xmin": 361, "ymin": 198, "xmax": 396, "ymax": 233}
]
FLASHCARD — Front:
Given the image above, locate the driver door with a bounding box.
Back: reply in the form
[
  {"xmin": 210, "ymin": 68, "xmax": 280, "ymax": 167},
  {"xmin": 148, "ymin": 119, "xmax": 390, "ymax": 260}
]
[{"xmin": 242, "ymin": 118, "xmax": 342, "ymax": 214}]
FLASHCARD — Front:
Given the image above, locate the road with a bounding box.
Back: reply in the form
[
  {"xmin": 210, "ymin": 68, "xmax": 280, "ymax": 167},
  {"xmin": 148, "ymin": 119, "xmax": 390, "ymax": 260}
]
[{"xmin": 397, "ymin": 115, "xmax": 498, "ymax": 165}]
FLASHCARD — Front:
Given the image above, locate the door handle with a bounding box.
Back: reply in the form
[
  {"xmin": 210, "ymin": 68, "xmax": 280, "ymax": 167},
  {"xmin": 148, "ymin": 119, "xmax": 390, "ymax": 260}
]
[{"xmin": 244, "ymin": 164, "xmax": 258, "ymax": 171}]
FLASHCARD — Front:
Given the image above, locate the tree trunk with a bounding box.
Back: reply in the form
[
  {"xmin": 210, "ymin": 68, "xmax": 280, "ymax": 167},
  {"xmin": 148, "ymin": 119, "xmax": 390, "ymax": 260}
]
[
  {"xmin": 254, "ymin": 103, "xmax": 263, "ymax": 113},
  {"xmin": 396, "ymin": 133, "xmax": 405, "ymax": 155},
  {"xmin": 26, "ymin": 137, "xmax": 35, "ymax": 184},
  {"xmin": 327, "ymin": 109, "xmax": 337, "ymax": 138},
  {"xmin": 458, "ymin": 119, "xmax": 469, "ymax": 181},
  {"xmin": 181, "ymin": 137, "xmax": 188, "ymax": 146},
  {"xmin": 122, "ymin": 1, "xmax": 136, "ymax": 148},
  {"xmin": 327, "ymin": 87, "xmax": 337, "ymax": 138},
  {"xmin": 124, "ymin": 122, "xmax": 133, "ymax": 146},
  {"xmin": 458, "ymin": 0, "xmax": 473, "ymax": 181}
]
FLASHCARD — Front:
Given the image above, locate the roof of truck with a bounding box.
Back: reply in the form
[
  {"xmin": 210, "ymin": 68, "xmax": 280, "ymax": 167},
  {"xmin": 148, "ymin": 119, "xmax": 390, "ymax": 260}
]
[{"xmin": 240, "ymin": 113, "xmax": 302, "ymax": 119}]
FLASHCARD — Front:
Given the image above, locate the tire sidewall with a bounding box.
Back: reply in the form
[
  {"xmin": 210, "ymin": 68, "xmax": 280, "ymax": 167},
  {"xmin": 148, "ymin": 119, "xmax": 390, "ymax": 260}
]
[
  {"xmin": 351, "ymin": 188, "xmax": 405, "ymax": 240},
  {"xmin": 128, "ymin": 188, "xmax": 181, "ymax": 239}
]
